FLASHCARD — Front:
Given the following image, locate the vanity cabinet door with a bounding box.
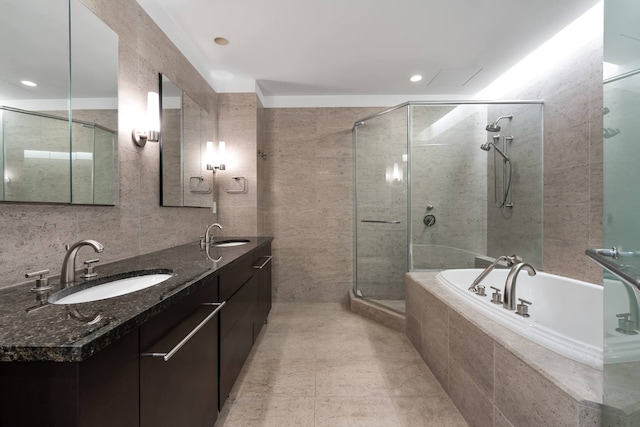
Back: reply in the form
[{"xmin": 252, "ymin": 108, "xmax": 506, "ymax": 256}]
[
  {"xmin": 219, "ymin": 274, "xmax": 258, "ymax": 409},
  {"xmin": 139, "ymin": 279, "xmax": 219, "ymax": 427},
  {"xmin": 252, "ymin": 243, "xmax": 272, "ymax": 339}
]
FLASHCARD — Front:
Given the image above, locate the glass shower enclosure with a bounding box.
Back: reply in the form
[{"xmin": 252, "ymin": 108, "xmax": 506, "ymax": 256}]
[{"xmin": 353, "ymin": 101, "xmax": 544, "ymax": 314}]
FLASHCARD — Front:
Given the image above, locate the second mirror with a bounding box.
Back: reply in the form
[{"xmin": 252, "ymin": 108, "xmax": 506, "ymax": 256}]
[{"xmin": 160, "ymin": 74, "xmax": 213, "ymax": 207}]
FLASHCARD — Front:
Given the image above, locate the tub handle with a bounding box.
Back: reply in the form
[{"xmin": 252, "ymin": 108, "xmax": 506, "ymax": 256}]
[
  {"xmin": 490, "ymin": 286, "xmax": 502, "ymax": 305},
  {"xmin": 516, "ymin": 298, "xmax": 532, "ymax": 317}
]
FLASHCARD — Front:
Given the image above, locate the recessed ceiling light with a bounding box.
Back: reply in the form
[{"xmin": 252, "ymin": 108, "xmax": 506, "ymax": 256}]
[
  {"xmin": 410, "ymin": 75, "xmax": 423, "ymax": 82},
  {"xmin": 214, "ymin": 37, "xmax": 229, "ymax": 46},
  {"xmin": 21, "ymin": 80, "xmax": 37, "ymax": 87}
]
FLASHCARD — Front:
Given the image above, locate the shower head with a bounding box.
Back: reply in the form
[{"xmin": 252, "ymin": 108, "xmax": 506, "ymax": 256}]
[
  {"xmin": 486, "ymin": 115, "xmax": 513, "ymax": 132},
  {"xmin": 480, "ymin": 140, "xmax": 510, "ymax": 161}
]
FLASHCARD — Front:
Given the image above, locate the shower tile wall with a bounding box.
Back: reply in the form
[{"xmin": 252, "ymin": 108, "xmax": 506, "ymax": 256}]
[
  {"xmin": 486, "ymin": 103, "xmax": 544, "ymax": 268},
  {"xmin": 500, "ymin": 36, "xmax": 604, "ymax": 283},
  {"xmin": 0, "ymin": 0, "xmax": 216, "ymax": 287},
  {"xmin": 410, "ymin": 105, "xmax": 488, "ymax": 269}
]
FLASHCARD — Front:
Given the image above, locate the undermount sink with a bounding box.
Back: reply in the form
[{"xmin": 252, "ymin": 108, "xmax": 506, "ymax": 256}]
[
  {"xmin": 49, "ymin": 269, "xmax": 173, "ymax": 305},
  {"xmin": 212, "ymin": 239, "xmax": 250, "ymax": 248}
]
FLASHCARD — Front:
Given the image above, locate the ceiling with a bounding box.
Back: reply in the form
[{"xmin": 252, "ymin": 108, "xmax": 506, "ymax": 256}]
[{"xmin": 137, "ymin": 0, "xmax": 600, "ymax": 98}]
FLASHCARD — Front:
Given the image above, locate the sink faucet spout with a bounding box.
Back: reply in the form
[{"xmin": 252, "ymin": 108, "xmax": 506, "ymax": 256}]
[
  {"xmin": 60, "ymin": 239, "xmax": 104, "ymax": 288},
  {"xmin": 204, "ymin": 223, "xmax": 223, "ymax": 245}
]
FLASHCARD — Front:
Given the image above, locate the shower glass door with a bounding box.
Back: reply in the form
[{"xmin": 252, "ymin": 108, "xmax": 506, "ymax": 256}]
[
  {"xmin": 602, "ymin": 0, "xmax": 640, "ymax": 423},
  {"xmin": 354, "ymin": 107, "xmax": 408, "ymax": 313}
]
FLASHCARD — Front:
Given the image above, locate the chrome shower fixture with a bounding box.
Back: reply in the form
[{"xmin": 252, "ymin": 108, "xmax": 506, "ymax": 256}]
[
  {"xmin": 485, "ymin": 115, "xmax": 513, "ymax": 132},
  {"xmin": 480, "ymin": 136, "xmax": 509, "ymax": 161},
  {"xmin": 481, "ymin": 135, "xmax": 513, "ymax": 209}
]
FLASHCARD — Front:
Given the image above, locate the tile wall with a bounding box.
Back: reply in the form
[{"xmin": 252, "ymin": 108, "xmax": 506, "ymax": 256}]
[
  {"xmin": 216, "ymin": 93, "xmax": 262, "ymax": 236},
  {"xmin": 263, "ymin": 107, "xmax": 381, "ymax": 302},
  {"xmin": 503, "ymin": 36, "xmax": 604, "ymax": 284},
  {"xmin": 264, "ymin": 36, "xmax": 604, "ymax": 302}
]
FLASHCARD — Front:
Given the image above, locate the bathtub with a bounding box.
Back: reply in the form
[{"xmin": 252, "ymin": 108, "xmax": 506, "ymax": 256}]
[{"xmin": 436, "ymin": 268, "xmax": 603, "ymax": 369}]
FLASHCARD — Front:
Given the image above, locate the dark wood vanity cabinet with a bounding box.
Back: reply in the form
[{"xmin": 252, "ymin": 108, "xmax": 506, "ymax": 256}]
[
  {"xmin": 218, "ymin": 242, "xmax": 272, "ymax": 410},
  {"xmin": 0, "ymin": 329, "xmax": 140, "ymax": 427},
  {"xmin": 0, "ymin": 241, "xmax": 272, "ymax": 426}
]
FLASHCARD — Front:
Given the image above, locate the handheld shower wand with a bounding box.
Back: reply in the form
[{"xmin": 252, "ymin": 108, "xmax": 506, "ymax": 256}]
[{"xmin": 481, "ymin": 135, "xmax": 513, "ymax": 208}]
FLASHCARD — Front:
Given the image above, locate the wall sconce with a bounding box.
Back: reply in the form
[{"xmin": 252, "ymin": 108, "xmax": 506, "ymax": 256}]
[
  {"xmin": 132, "ymin": 92, "xmax": 160, "ymax": 147},
  {"xmin": 206, "ymin": 141, "xmax": 226, "ymax": 173}
]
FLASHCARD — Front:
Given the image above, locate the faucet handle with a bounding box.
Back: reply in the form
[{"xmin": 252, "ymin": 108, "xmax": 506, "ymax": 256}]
[
  {"xmin": 25, "ymin": 269, "xmax": 53, "ymax": 293},
  {"xmin": 81, "ymin": 259, "xmax": 100, "ymax": 279},
  {"xmin": 506, "ymin": 254, "xmax": 522, "ymax": 267},
  {"xmin": 516, "ymin": 298, "xmax": 532, "ymax": 317},
  {"xmin": 490, "ymin": 286, "xmax": 502, "ymax": 304}
]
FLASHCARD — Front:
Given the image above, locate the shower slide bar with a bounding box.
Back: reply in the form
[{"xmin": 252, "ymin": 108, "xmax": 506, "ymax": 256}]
[{"xmin": 361, "ymin": 219, "xmax": 401, "ymax": 224}]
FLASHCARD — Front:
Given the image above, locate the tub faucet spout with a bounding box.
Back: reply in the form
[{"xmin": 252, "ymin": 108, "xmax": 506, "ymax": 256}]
[
  {"xmin": 468, "ymin": 254, "xmax": 522, "ymax": 292},
  {"xmin": 503, "ymin": 262, "xmax": 536, "ymax": 310}
]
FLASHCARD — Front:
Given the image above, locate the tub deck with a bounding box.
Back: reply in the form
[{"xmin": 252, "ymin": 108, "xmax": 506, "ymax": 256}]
[{"xmin": 406, "ymin": 271, "xmax": 602, "ymax": 426}]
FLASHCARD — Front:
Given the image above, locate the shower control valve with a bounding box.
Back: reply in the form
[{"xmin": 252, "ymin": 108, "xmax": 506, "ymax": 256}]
[
  {"xmin": 423, "ymin": 214, "xmax": 436, "ymax": 227},
  {"xmin": 490, "ymin": 286, "xmax": 502, "ymax": 305}
]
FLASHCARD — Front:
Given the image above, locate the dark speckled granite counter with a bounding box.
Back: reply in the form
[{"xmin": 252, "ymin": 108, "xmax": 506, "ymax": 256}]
[{"xmin": 0, "ymin": 237, "xmax": 272, "ymax": 362}]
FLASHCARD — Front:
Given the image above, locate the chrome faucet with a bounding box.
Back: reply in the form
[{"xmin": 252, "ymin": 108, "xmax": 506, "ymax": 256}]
[
  {"xmin": 503, "ymin": 262, "xmax": 536, "ymax": 310},
  {"xmin": 469, "ymin": 254, "xmax": 522, "ymax": 292},
  {"xmin": 60, "ymin": 240, "xmax": 104, "ymax": 288},
  {"xmin": 205, "ymin": 223, "xmax": 223, "ymax": 245}
]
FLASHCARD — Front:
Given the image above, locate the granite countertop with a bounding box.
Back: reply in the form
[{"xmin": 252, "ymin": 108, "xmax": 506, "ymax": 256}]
[{"xmin": 0, "ymin": 236, "xmax": 272, "ymax": 363}]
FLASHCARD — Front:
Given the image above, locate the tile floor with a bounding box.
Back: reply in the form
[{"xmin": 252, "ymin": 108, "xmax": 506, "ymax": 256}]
[{"xmin": 215, "ymin": 302, "xmax": 468, "ymax": 427}]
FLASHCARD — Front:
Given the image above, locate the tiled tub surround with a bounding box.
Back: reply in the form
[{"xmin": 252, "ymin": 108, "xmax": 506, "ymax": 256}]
[
  {"xmin": 0, "ymin": 236, "xmax": 272, "ymax": 362},
  {"xmin": 406, "ymin": 272, "xmax": 603, "ymax": 427}
]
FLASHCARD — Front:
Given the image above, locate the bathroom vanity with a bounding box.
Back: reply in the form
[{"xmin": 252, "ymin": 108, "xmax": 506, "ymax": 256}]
[{"xmin": 0, "ymin": 237, "xmax": 272, "ymax": 427}]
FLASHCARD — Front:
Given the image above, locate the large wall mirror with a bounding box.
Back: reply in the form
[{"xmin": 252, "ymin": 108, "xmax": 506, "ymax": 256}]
[
  {"xmin": 0, "ymin": 0, "xmax": 118, "ymax": 205},
  {"xmin": 160, "ymin": 74, "xmax": 213, "ymax": 208}
]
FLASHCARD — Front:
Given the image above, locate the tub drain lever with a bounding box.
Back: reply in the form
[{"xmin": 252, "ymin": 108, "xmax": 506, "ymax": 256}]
[{"xmin": 516, "ymin": 298, "xmax": 532, "ymax": 317}]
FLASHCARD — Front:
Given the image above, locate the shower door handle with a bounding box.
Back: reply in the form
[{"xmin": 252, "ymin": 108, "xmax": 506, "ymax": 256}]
[{"xmin": 361, "ymin": 219, "xmax": 401, "ymax": 224}]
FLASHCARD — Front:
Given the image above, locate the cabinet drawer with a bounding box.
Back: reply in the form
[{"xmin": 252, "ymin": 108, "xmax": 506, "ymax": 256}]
[
  {"xmin": 219, "ymin": 254, "xmax": 253, "ymax": 301},
  {"xmin": 140, "ymin": 303, "xmax": 223, "ymax": 427}
]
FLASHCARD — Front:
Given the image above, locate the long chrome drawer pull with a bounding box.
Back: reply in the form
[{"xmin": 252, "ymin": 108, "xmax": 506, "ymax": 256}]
[
  {"xmin": 360, "ymin": 219, "xmax": 401, "ymax": 224},
  {"xmin": 141, "ymin": 301, "xmax": 226, "ymax": 362},
  {"xmin": 252, "ymin": 256, "xmax": 273, "ymax": 269}
]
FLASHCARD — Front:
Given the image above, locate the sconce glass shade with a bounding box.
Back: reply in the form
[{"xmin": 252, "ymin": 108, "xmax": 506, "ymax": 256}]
[
  {"xmin": 132, "ymin": 91, "xmax": 161, "ymax": 147},
  {"xmin": 206, "ymin": 141, "xmax": 227, "ymax": 172}
]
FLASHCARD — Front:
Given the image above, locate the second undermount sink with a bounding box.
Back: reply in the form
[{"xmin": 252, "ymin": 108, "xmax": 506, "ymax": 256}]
[
  {"xmin": 212, "ymin": 239, "xmax": 250, "ymax": 248},
  {"xmin": 49, "ymin": 269, "xmax": 173, "ymax": 305}
]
